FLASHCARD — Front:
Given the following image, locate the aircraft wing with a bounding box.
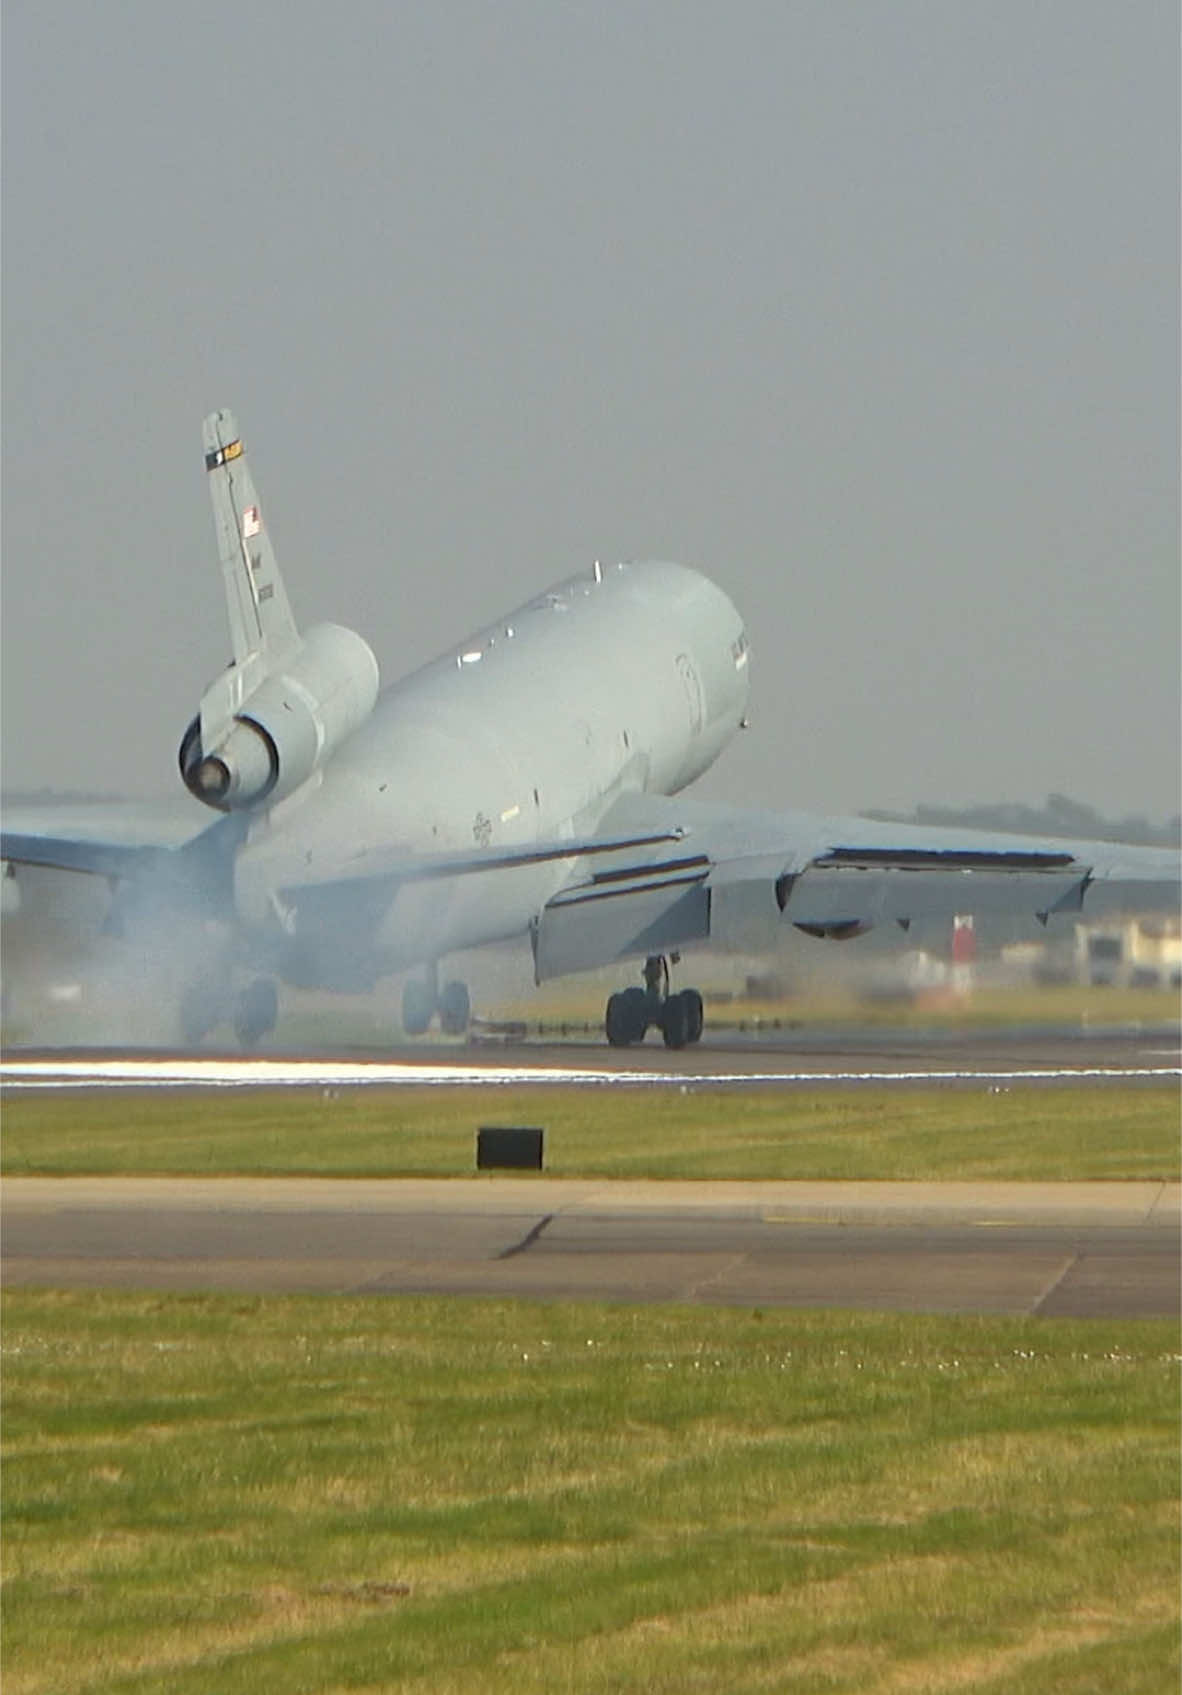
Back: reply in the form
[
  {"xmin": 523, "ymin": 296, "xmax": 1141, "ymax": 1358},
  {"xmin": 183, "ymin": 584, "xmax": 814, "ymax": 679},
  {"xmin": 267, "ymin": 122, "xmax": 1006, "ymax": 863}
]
[
  {"xmin": 263, "ymin": 791, "xmax": 1177, "ymax": 982},
  {"xmin": 6, "ymin": 792, "xmax": 1175, "ymax": 986},
  {"xmin": 528, "ymin": 794, "xmax": 1180, "ymax": 980}
]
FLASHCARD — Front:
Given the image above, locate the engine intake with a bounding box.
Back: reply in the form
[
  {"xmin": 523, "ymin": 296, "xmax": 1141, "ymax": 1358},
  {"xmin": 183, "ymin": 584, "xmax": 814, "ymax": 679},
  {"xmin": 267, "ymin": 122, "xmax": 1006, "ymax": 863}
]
[{"xmin": 180, "ymin": 623, "xmax": 379, "ymax": 811}]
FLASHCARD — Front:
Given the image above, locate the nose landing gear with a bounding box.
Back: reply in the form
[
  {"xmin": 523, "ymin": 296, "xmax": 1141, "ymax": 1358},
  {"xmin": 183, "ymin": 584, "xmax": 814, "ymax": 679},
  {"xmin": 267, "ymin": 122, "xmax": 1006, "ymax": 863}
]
[{"xmin": 605, "ymin": 955, "xmax": 704, "ymax": 1050}]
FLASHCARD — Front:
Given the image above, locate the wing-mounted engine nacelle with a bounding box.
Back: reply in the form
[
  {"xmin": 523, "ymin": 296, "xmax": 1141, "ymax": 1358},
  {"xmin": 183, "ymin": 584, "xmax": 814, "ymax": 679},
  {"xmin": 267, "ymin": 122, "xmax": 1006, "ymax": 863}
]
[{"xmin": 179, "ymin": 623, "xmax": 379, "ymax": 812}]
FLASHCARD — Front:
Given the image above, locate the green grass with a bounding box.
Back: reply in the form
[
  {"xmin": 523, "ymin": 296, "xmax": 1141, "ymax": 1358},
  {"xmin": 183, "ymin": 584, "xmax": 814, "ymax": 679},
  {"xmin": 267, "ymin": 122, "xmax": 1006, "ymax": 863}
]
[
  {"xmin": 2, "ymin": 1290, "xmax": 1178, "ymax": 1695},
  {"xmin": 2, "ymin": 1084, "xmax": 1177, "ymax": 1181}
]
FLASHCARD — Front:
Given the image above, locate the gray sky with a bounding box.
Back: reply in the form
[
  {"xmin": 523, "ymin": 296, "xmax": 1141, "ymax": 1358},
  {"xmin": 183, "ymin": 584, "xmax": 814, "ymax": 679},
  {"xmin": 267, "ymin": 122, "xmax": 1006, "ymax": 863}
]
[{"xmin": 3, "ymin": 1, "xmax": 1178, "ymax": 823}]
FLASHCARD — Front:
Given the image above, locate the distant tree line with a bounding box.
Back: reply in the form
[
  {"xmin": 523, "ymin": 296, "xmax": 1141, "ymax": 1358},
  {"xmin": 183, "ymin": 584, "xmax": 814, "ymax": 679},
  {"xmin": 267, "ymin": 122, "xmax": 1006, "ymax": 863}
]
[{"xmin": 861, "ymin": 793, "xmax": 1180, "ymax": 848}]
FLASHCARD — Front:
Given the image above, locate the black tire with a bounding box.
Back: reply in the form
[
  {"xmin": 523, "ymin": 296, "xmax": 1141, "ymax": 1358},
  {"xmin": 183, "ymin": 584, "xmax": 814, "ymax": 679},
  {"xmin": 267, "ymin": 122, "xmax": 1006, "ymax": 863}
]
[
  {"xmin": 606, "ymin": 986, "xmax": 648, "ymax": 1046},
  {"xmin": 605, "ymin": 992, "xmax": 624, "ymax": 1046},
  {"xmin": 605, "ymin": 992, "xmax": 633, "ymax": 1046},
  {"xmin": 620, "ymin": 986, "xmax": 649, "ymax": 1043},
  {"xmin": 179, "ymin": 976, "xmax": 223, "ymax": 1046},
  {"xmin": 439, "ymin": 979, "xmax": 470, "ymax": 1036},
  {"xmin": 661, "ymin": 990, "xmax": 690, "ymax": 1050},
  {"xmin": 683, "ymin": 988, "xmax": 704, "ymax": 1044},
  {"xmin": 233, "ymin": 978, "xmax": 278, "ymax": 1049},
  {"xmin": 402, "ymin": 977, "xmax": 435, "ymax": 1036}
]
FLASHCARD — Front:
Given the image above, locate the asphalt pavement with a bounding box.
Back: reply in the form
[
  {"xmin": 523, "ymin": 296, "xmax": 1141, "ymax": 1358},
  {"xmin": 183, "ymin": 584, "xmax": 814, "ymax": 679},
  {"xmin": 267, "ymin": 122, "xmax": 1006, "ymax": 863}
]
[{"xmin": 5, "ymin": 1176, "xmax": 1177, "ymax": 1318}]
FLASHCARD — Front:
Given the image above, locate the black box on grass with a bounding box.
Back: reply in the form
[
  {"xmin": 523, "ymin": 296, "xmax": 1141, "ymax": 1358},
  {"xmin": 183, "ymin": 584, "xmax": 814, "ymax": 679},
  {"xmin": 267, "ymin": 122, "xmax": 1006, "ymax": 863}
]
[{"xmin": 476, "ymin": 1127, "xmax": 544, "ymax": 1170}]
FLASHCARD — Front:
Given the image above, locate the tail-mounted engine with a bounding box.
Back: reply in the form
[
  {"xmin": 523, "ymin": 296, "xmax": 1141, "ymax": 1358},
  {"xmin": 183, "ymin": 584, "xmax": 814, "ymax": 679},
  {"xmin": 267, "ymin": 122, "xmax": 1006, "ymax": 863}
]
[{"xmin": 180, "ymin": 622, "xmax": 379, "ymax": 812}]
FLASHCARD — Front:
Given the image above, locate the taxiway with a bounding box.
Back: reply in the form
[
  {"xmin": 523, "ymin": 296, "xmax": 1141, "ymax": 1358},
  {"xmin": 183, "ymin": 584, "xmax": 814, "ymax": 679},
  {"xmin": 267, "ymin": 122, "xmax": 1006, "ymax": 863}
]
[{"xmin": 4, "ymin": 1177, "xmax": 1177, "ymax": 1319}]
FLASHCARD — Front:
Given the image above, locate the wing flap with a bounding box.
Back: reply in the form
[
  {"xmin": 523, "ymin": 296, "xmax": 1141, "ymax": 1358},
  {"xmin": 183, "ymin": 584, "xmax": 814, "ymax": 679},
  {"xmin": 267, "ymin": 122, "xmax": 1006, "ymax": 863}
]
[
  {"xmin": 533, "ymin": 882, "xmax": 711, "ymax": 981},
  {"xmin": 532, "ymin": 853, "xmax": 711, "ymax": 981},
  {"xmin": 813, "ymin": 845, "xmax": 1078, "ymax": 873},
  {"xmin": 777, "ymin": 865, "xmax": 1094, "ymax": 934},
  {"xmin": 777, "ymin": 839, "xmax": 1178, "ymax": 932}
]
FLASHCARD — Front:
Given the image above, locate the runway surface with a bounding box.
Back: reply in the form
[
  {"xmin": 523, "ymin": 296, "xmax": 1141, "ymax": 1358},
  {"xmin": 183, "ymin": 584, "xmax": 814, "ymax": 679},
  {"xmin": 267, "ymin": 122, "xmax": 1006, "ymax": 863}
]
[
  {"xmin": 4, "ymin": 1177, "xmax": 1178, "ymax": 1318},
  {"xmin": 3, "ymin": 1022, "xmax": 1179, "ymax": 1089},
  {"xmin": 5, "ymin": 1026, "xmax": 1176, "ymax": 1318}
]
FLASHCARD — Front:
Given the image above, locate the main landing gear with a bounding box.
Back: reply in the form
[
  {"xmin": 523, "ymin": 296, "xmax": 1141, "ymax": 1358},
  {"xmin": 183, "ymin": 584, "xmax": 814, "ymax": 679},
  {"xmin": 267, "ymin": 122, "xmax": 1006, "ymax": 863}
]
[
  {"xmin": 605, "ymin": 954, "xmax": 704, "ymax": 1050},
  {"xmin": 401, "ymin": 968, "xmax": 471, "ymax": 1037},
  {"xmin": 178, "ymin": 973, "xmax": 279, "ymax": 1050}
]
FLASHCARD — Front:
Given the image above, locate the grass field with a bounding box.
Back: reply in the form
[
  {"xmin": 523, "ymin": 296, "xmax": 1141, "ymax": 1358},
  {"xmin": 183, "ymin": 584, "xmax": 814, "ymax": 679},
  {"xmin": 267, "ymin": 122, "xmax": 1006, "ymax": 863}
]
[
  {"xmin": 3, "ymin": 1290, "xmax": 1178, "ymax": 1695},
  {"xmin": 5, "ymin": 1079, "xmax": 1177, "ymax": 1688},
  {"xmin": 3, "ymin": 1083, "xmax": 1177, "ymax": 1181}
]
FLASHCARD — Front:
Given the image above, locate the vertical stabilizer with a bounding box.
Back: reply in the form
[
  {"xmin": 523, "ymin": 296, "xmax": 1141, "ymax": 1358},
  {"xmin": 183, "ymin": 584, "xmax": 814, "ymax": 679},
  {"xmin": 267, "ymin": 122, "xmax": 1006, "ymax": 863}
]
[{"xmin": 200, "ymin": 409, "xmax": 301, "ymax": 742}]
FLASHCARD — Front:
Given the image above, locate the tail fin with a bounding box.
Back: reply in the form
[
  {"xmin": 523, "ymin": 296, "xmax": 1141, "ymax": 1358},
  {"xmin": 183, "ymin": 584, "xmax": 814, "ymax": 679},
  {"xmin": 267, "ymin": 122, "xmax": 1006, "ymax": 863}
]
[{"xmin": 199, "ymin": 409, "xmax": 301, "ymax": 742}]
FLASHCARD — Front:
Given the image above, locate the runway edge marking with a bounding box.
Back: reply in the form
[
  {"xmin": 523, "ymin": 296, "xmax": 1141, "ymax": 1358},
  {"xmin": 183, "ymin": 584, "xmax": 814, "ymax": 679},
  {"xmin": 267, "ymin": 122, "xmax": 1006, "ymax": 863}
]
[{"xmin": 2, "ymin": 1058, "xmax": 1179, "ymax": 1090}]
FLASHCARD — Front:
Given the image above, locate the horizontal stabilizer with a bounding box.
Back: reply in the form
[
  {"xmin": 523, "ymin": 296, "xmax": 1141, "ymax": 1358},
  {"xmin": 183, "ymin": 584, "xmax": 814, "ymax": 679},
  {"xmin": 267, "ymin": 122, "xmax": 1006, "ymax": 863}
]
[{"xmin": 0, "ymin": 832, "xmax": 164, "ymax": 880}]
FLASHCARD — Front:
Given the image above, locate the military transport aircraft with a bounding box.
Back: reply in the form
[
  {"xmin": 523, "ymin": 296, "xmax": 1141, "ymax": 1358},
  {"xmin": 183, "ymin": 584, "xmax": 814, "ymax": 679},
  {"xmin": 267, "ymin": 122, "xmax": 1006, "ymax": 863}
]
[{"xmin": 2, "ymin": 411, "xmax": 1177, "ymax": 1048}]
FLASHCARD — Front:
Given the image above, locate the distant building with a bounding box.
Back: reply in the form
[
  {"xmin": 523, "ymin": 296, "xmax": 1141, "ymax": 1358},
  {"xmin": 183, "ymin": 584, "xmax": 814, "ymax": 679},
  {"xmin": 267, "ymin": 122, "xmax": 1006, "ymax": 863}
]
[{"xmin": 1073, "ymin": 918, "xmax": 1181, "ymax": 989}]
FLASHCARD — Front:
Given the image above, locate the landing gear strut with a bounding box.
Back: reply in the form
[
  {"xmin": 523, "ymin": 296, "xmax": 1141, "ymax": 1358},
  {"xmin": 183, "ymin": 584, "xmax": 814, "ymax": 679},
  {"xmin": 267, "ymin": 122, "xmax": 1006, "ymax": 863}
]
[
  {"xmin": 605, "ymin": 954, "xmax": 704, "ymax": 1050},
  {"xmin": 401, "ymin": 968, "xmax": 471, "ymax": 1038}
]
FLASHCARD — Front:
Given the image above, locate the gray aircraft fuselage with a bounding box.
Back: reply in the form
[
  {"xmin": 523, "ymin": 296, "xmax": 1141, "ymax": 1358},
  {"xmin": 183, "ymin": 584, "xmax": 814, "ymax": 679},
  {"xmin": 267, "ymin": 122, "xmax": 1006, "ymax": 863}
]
[{"xmin": 234, "ymin": 560, "xmax": 750, "ymax": 968}]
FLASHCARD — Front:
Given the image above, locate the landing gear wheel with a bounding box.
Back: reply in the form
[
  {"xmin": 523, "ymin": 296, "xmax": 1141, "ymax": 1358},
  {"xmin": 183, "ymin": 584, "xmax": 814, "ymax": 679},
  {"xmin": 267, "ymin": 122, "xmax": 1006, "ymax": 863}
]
[
  {"xmin": 622, "ymin": 986, "xmax": 650, "ymax": 1042},
  {"xmin": 605, "ymin": 986, "xmax": 648, "ymax": 1046},
  {"xmin": 604, "ymin": 957, "xmax": 700, "ymax": 1049},
  {"xmin": 605, "ymin": 992, "xmax": 626, "ymax": 1047},
  {"xmin": 661, "ymin": 990, "xmax": 691, "ymax": 1050},
  {"xmin": 179, "ymin": 975, "xmax": 224, "ymax": 1046},
  {"xmin": 402, "ymin": 977, "xmax": 435, "ymax": 1037},
  {"xmin": 233, "ymin": 978, "xmax": 278, "ymax": 1049},
  {"xmin": 439, "ymin": 979, "xmax": 471, "ymax": 1036}
]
